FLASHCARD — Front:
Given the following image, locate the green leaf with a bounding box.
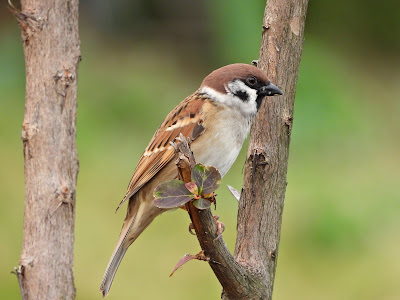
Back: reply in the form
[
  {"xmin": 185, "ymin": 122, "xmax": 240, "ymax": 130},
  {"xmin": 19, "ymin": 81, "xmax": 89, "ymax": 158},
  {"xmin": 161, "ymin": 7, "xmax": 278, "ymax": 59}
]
[
  {"xmin": 185, "ymin": 182, "xmax": 198, "ymax": 195},
  {"xmin": 192, "ymin": 198, "xmax": 212, "ymax": 210},
  {"xmin": 191, "ymin": 164, "xmax": 221, "ymax": 195},
  {"xmin": 153, "ymin": 180, "xmax": 194, "ymax": 209}
]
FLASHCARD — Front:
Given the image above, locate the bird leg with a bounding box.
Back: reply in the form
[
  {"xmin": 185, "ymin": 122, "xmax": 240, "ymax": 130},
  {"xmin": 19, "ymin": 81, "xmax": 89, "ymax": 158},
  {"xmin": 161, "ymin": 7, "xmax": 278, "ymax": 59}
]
[
  {"xmin": 188, "ymin": 215, "xmax": 224, "ymax": 237},
  {"xmin": 188, "ymin": 222, "xmax": 196, "ymax": 235},
  {"xmin": 213, "ymin": 215, "xmax": 225, "ymax": 239}
]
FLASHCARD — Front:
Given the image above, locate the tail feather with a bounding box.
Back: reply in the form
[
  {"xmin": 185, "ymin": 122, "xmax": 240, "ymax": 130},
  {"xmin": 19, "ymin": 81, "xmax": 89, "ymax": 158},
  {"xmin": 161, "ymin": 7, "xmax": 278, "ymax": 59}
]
[
  {"xmin": 100, "ymin": 199, "xmax": 162, "ymax": 297},
  {"xmin": 100, "ymin": 217, "xmax": 135, "ymax": 297},
  {"xmin": 100, "ymin": 243, "xmax": 128, "ymax": 297}
]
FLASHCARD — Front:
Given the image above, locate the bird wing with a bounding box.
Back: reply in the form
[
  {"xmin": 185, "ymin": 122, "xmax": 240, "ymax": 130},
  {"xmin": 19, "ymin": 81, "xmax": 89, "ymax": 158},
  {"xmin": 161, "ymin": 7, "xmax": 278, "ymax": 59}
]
[{"xmin": 116, "ymin": 93, "xmax": 206, "ymax": 211}]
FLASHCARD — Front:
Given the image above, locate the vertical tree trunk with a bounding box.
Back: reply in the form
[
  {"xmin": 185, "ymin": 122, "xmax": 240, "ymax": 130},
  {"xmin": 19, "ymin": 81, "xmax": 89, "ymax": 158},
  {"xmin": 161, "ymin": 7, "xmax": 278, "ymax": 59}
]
[
  {"xmin": 232, "ymin": 0, "xmax": 308, "ymax": 299},
  {"xmin": 14, "ymin": 0, "xmax": 80, "ymax": 299},
  {"xmin": 177, "ymin": 1, "xmax": 308, "ymax": 299}
]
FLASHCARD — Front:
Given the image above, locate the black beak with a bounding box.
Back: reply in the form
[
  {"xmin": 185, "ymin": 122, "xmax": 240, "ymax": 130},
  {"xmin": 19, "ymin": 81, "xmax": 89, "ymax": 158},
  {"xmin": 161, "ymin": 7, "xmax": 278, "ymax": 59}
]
[{"xmin": 260, "ymin": 82, "xmax": 283, "ymax": 96}]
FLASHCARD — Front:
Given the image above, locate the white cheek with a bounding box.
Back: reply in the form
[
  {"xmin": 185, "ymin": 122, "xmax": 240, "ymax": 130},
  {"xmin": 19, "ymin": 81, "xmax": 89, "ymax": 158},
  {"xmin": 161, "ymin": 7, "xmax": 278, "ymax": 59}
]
[
  {"xmin": 200, "ymin": 83, "xmax": 258, "ymax": 118},
  {"xmin": 226, "ymin": 80, "xmax": 257, "ymax": 101}
]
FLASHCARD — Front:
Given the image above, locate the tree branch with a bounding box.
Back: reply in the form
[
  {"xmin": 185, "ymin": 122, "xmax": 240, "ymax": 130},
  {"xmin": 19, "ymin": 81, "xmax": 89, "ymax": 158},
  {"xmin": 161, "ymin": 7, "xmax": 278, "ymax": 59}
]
[{"xmin": 173, "ymin": 137, "xmax": 251, "ymax": 299}]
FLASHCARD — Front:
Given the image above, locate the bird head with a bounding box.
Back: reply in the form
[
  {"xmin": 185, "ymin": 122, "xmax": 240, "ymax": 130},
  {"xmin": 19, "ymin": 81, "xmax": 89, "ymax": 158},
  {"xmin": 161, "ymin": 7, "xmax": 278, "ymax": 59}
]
[{"xmin": 199, "ymin": 63, "xmax": 282, "ymax": 117}]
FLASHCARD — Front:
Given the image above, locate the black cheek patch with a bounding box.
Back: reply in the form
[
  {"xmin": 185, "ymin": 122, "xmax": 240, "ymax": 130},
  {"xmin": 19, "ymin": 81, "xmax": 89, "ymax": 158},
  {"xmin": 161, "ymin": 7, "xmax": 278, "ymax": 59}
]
[
  {"xmin": 256, "ymin": 94, "xmax": 264, "ymax": 110},
  {"xmin": 235, "ymin": 90, "xmax": 249, "ymax": 102}
]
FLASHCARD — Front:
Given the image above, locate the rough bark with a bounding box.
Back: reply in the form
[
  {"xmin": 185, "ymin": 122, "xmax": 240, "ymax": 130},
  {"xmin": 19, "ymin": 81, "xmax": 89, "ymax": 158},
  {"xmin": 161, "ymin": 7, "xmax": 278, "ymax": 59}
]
[
  {"xmin": 12, "ymin": 0, "xmax": 80, "ymax": 299},
  {"xmin": 179, "ymin": 1, "xmax": 308, "ymax": 300},
  {"xmin": 232, "ymin": 0, "xmax": 309, "ymax": 299}
]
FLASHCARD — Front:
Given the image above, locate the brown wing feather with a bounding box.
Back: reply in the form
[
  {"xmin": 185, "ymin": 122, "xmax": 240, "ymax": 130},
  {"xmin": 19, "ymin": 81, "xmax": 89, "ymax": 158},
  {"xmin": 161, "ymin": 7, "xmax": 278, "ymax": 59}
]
[{"xmin": 116, "ymin": 93, "xmax": 206, "ymax": 211}]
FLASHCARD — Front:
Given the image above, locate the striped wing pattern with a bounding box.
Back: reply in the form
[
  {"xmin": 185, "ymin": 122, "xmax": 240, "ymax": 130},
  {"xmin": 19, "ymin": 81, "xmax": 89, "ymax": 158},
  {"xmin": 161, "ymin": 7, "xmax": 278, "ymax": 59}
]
[{"xmin": 116, "ymin": 93, "xmax": 206, "ymax": 211}]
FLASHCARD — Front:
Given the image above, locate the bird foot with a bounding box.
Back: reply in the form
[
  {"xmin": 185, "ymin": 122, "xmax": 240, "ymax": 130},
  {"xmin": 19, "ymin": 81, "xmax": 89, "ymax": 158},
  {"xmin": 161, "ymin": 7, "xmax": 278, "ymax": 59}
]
[
  {"xmin": 188, "ymin": 222, "xmax": 196, "ymax": 235},
  {"xmin": 188, "ymin": 215, "xmax": 225, "ymax": 238},
  {"xmin": 213, "ymin": 215, "xmax": 225, "ymax": 239}
]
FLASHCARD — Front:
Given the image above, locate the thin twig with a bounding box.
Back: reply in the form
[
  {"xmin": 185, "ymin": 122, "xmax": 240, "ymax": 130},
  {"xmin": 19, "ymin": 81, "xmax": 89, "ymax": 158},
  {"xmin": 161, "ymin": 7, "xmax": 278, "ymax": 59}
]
[{"xmin": 11, "ymin": 265, "xmax": 25, "ymax": 300}]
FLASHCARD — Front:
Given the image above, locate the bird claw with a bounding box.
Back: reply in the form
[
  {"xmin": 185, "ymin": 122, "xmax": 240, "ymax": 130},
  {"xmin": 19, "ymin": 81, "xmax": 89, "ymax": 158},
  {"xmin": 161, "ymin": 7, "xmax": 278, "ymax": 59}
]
[
  {"xmin": 213, "ymin": 215, "xmax": 225, "ymax": 239},
  {"xmin": 188, "ymin": 216, "xmax": 224, "ymax": 238},
  {"xmin": 188, "ymin": 222, "xmax": 196, "ymax": 235}
]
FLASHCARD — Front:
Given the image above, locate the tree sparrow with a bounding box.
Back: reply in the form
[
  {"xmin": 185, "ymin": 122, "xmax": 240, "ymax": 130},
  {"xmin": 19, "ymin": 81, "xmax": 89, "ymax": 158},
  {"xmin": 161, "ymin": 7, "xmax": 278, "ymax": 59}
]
[{"xmin": 100, "ymin": 63, "xmax": 282, "ymax": 296}]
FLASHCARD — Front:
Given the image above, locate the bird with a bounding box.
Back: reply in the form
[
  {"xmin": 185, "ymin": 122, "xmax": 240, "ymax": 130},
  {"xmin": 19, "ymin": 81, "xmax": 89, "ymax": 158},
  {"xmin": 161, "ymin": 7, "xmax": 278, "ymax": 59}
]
[{"xmin": 100, "ymin": 63, "xmax": 282, "ymax": 296}]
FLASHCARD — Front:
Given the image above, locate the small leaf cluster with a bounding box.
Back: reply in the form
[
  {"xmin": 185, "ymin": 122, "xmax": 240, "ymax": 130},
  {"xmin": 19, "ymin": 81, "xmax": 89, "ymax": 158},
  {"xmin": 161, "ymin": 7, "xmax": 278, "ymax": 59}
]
[{"xmin": 153, "ymin": 164, "xmax": 221, "ymax": 210}]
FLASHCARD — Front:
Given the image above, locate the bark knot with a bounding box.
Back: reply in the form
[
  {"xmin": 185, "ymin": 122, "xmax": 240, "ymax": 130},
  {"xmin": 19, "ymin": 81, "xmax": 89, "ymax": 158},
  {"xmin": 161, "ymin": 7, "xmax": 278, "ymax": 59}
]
[
  {"xmin": 283, "ymin": 114, "xmax": 293, "ymax": 135},
  {"xmin": 22, "ymin": 122, "xmax": 39, "ymax": 141},
  {"xmin": 54, "ymin": 69, "xmax": 76, "ymax": 97},
  {"xmin": 20, "ymin": 256, "xmax": 34, "ymax": 268},
  {"xmin": 250, "ymin": 149, "xmax": 270, "ymax": 170},
  {"xmin": 290, "ymin": 16, "xmax": 301, "ymax": 36},
  {"xmin": 263, "ymin": 15, "xmax": 273, "ymax": 31},
  {"xmin": 268, "ymin": 250, "xmax": 277, "ymax": 261},
  {"xmin": 52, "ymin": 185, "xmax": 75, "ymax": 215},
  {"xmin": 8, "ymin": 1, "xmax": 44, "ymax": 45}
]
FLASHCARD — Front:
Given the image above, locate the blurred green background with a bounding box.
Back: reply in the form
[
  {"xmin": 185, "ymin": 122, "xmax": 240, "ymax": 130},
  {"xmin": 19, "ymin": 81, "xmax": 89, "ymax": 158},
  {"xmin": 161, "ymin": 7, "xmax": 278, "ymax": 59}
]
[{"xmin": 1, "ymin": 0, "xmax": 399, "ymax": 299}]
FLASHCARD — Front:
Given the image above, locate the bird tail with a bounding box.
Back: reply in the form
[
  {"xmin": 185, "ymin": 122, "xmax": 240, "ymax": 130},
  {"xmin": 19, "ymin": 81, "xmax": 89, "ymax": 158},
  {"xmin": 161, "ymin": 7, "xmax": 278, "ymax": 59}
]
[
  {"xmin": 100, "ymin": 199, "xmax": 162, "ymax": 297},
  {"xmin": 100, "ymin": 216, "xmax": 135, "ymax": 297}
]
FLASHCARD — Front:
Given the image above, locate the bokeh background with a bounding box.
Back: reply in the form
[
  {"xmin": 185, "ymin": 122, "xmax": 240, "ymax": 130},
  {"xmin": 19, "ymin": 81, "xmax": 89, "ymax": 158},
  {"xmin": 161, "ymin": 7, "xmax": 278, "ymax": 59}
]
[{"xmin": 1, "ymin": 0, "xmax": 399, "ymax": 299}]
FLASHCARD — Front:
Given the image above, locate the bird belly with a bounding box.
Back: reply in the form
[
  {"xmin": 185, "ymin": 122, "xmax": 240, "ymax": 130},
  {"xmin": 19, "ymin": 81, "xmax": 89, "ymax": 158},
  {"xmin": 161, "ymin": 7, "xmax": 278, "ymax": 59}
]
[{"xmin": 194, "ymin": 142, "xmax": 242, "ymax": 177}]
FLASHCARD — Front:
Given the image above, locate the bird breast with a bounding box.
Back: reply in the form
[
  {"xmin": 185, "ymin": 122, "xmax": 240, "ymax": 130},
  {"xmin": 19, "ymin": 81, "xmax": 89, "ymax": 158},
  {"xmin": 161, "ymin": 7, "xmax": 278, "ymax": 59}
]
[{"xmin": 191, "ymin": 101, "xmax": 252, "ymax": 177}]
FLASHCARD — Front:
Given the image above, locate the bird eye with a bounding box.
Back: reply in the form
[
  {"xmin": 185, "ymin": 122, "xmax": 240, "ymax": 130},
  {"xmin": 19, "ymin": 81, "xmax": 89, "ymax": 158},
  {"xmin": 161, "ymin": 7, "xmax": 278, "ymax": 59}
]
[{"xmin": 247, "ymin": 76, "xmax": 257, "ymax": 86}]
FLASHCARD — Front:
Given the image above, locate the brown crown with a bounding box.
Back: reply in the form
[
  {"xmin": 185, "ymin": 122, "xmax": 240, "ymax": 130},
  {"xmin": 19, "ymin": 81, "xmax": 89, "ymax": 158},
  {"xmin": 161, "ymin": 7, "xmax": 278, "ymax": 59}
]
[{"xmin": 200, "ymin": 63, "xmax": 270, "ymax": 94}]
